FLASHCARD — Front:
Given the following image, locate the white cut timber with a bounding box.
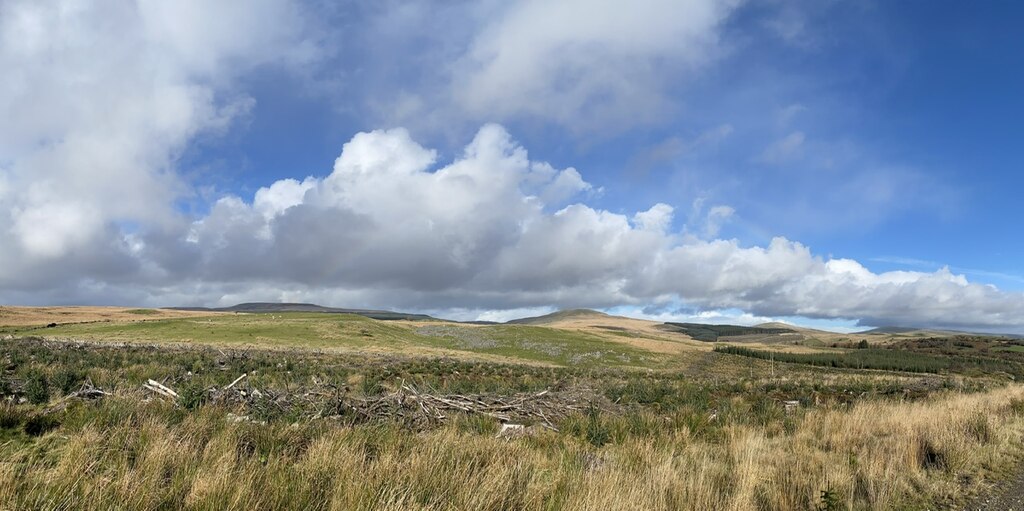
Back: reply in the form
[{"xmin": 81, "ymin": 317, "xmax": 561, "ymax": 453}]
[
  {"xmin": 144, "ymin": 379, "xmax": 179, "ymax": 399},
  {"xmin": 224, "ymin": 373, "xmax": 248, "ymax": 390}
]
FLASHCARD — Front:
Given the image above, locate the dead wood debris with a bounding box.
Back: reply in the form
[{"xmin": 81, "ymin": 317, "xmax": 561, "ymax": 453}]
[
  {"xmin": 68, "ymin": 381, "xmax": 109, "ymax": 400},
  {"xmin": 331, "ymin": 384, "xmax": 590, "ymax": 431},
  {"xmin": 139, "ymin": 375, "xmax": 604, "ymax": 431}
]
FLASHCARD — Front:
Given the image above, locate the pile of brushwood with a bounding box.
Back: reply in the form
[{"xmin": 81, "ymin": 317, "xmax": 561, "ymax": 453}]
[{"xmin": 139, "ymin": 375, "xmax": 601, "ymax": 430}]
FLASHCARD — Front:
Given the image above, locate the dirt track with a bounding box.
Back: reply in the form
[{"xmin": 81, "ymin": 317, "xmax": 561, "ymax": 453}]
[{"xmin": 963, "ymin": 469, "xmax": 1024, "ymax": 510}]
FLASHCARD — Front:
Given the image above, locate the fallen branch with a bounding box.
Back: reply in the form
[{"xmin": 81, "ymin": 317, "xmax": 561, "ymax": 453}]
[{"xmin": 69, "ymin": 382, "xmax": 109, "ymax": 400}]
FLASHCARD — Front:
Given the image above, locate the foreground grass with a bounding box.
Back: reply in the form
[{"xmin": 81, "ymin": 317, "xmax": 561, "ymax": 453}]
[
  {"xmin": 2, "ymin": 386, "xmax": 1023, "ymax": 510},
  {"xmin": 1, "ymin": 339, "xmax": 1023, "ymax": 509}
]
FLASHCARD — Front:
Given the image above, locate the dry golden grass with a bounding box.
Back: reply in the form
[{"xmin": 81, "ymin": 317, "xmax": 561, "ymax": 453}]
[
  {"xmin": 521, "ymin": 314, "xmax": 710, "ymax": 354},
  {"xmin": 0, "ymin": 306, "xmax": 221, "ymax": 328},
  {"xmin": 3, "ymin": 384, "xmax": 1023, "ymax": 510}
]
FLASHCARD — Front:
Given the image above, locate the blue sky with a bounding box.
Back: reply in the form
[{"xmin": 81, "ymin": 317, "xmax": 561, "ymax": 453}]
[
  {"xmin": 2, "ymin": 1, "xmax": 1023, "ymax": 331},
  {"xmin": 193, "ymin": 1, "xmax": 1024, "ymax": 288}
]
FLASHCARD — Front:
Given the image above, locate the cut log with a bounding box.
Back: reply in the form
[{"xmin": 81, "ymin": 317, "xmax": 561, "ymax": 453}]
[
  {"xmin": 144, "ymin": 379, "xmax": 179, "ymax": 399},
  {"xmin": 224, "ymin": 373, "xmax": 248, "ymax": 391}
]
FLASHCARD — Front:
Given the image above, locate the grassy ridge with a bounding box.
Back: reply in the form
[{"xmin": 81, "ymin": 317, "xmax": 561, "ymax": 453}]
[
  {"xmin": 13, "ymin": 313, "xmax": 662, "ymax": 368},
  {"xmin": 415, "ymin": 324, "xmax": 658, "ymax": 367},
  {"xmin": 14, "ymin": 313, "xmax": 406, "ymax": 348}
]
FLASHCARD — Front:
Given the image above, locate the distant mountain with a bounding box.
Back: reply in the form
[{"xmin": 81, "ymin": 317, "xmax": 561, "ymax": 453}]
[
  {"xmin": 170, "ymin": 302, "xmax": 438, "ymax": 321},
  {"xmin": 857, "ymin": 325, "xmax": 1024, "ymax": 339},
  {"xmin": 856, "ymin": 326, "xmax": 924, "ymax": 335},
  {"xmin": 506, "ymin": 309, "xmax": 609, "ymax": 325},
  {"xmin": 755, "ymin": 321, "xmax": 804, "ymax": 330}
]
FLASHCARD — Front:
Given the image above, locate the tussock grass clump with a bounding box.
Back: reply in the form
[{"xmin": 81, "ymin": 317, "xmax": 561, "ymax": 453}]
[
  {"xmin": 23, "ymin": 371, "xmax": 49, "ymax": 405},
  {"xmin": 0, "ymin": 403, "xmax": 25, "ymax": 430},
  {"xmin": 51, "ymin": 368, "xmax": 83, "ymax": 396},
  {"xmin": 125, "ymin": 308, "xmax": 159, "ymax": 315}
]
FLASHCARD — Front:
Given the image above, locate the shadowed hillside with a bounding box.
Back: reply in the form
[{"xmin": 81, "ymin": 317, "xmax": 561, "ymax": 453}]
[
  {"xmin": 659, "ymin": 322, "xmax": 797, "ymax": 342},
  {"xmin": 505, "ymin": 309, "xmax": 609, "ymax": 325}
]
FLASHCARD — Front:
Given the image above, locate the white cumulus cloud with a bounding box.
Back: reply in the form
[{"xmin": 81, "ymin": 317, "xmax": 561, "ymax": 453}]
[
  {"xmin": 0, "ymin": 0, "xmax": 317, "ymax": 289},
  {"xmin": 122, "ymin": 126, "xmax": 1024, "ymax": 331}
]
